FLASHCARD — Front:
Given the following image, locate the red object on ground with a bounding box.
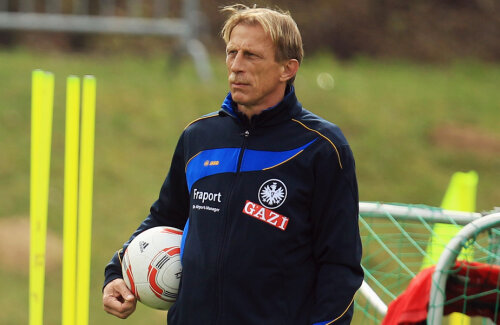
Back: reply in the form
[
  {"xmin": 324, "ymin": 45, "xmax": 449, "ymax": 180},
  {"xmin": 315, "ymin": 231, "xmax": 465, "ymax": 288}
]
[{"xmin": 381, "ymin": 261, "xmax": 500, "ymax": 325}]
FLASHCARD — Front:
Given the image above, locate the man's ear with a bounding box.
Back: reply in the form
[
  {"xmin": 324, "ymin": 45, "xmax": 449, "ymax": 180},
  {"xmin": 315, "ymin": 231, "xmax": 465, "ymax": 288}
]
[{"xmin": 280, "ymin": 59, "xmax": 299, "ymax": 83}]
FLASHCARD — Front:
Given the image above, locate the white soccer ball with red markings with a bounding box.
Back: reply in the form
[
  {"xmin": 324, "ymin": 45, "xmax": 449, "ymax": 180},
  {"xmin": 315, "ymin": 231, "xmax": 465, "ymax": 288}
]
[{"xmin": 121, "ymin": 226, "xmax": 183, "ymax": 310}]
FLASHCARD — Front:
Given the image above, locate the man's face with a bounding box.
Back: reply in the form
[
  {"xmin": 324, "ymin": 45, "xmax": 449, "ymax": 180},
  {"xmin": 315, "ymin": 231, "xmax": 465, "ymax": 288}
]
[{"xmin": 226, "ymin": 23, "xmax": 286, "ymax": 115}]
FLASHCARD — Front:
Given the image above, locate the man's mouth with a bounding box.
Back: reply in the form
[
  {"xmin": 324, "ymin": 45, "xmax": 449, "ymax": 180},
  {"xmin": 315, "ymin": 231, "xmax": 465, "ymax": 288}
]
[
  {"xmin": 229, "ymin": 75, "xmax": 249, "ymax": 87},
  {"xmin": 231, "ymin": 82, "xmax": 249, "ymax": 88}
]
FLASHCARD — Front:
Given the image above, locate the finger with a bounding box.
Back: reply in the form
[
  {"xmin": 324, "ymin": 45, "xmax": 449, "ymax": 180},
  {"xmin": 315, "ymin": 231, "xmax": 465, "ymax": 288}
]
[
  {"xmin": 115, "ymin": 280, "xmax": 136, "ymax": 302},
  {"xmin": 122, "ymin": 298, "xmax": 137, "ymax": 313},
  {"xmin": 104, "ymin": 305, "xmax": 129, "ymax": 319},
  {"xmin": 103, "ymin": 294, "xmax": 136, "ymax": 319},
  {"xmin": 103, "ymin": 279, "xmax": 122, "ymax": 296},
  {"xmin": 102, "ymin": 279, "xmax": 137, "ymax": 319},
  {"xmin": 103, "ymin": 294, "xmax": 122, "ymax": 310},
  {"xmin": 104, "ymin": 279, "xmax": 135, "ymax": 301}
]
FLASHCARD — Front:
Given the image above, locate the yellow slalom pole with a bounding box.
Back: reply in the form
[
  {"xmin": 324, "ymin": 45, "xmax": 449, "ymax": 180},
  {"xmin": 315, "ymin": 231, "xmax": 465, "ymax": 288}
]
[
  {"xmin": 30, "ymin": 70, "xmax": 54, "ymax": 325},
  {"xmin": 423, "ymin": 171, "xmax": 478, "ymax": 324},
  {"xmin": 62, "ymin": 76, "xmax": 81, "ymax": 325},
  {"xmin": 76, "ymin": 75, "xmax": 96, "ymax": 325},
  {"xmin": 30, "ymin": 69, "xmax": 43, "ymax": 325},
  {"xmin": 444, "ymin": 171, "xmax": 477, "ymax": 325}
]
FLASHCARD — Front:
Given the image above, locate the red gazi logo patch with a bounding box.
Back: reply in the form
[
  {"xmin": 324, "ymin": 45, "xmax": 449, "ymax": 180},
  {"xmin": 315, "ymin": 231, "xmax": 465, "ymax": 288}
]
[{"xmin": 242, "ymin": 200, "xmax": 289, "ymax": 231}]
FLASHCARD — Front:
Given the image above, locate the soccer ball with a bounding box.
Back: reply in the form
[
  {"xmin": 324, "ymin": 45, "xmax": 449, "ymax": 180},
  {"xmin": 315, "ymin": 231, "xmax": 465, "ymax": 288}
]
[{"xmin": 121, "ymin": 226, "xmax": 183, "ymax": 310}]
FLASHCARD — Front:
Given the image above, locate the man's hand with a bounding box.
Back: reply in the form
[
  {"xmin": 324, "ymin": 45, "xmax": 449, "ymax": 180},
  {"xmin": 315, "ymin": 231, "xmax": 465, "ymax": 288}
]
[{"xmin": 103, "ymin": 278, "xmax": 137, "ymax": 319}]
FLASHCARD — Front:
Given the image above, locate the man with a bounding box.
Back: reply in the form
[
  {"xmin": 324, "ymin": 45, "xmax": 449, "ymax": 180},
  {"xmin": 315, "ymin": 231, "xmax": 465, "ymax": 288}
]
[{"xmin": 103, "ymin": 4, "xmax": 363, "ymax": 324}]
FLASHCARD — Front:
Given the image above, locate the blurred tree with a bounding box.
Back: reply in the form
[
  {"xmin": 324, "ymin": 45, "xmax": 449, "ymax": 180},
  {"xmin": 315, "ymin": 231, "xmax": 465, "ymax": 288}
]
[
  {"xmin": 1, "ymin": 0, "xmax": 499, "ymax": 61},
  {"xmin": 203, "ymin": 0, "xmax": 500, "ymax": 61}
]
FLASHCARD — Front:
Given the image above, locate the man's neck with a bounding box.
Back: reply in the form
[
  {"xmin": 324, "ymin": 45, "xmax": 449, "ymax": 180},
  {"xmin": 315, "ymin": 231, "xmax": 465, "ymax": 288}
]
[
  {"xmin": 237, "ymin": 104, "xmax": 272, "ymax": 119},
  {"xmin": 236, "ymin": 86, "xmax": 288, "ymax": 119}
]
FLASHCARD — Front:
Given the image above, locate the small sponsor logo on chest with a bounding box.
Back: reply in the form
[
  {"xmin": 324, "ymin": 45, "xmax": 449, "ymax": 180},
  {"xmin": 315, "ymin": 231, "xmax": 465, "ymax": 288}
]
[
  {"xmin": 242, "ymin": 200, "xmax": 289, "ymax": 231},
  {"xmin": 192, "ymin": 188, "xmax": 222, "ymax": 203}
]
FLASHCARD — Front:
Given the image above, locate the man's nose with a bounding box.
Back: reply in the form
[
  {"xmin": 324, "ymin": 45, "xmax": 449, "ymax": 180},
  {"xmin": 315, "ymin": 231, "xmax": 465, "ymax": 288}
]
[{"xmin": 229, "ymin": 52, "xmax": 244, "ymax": 72}]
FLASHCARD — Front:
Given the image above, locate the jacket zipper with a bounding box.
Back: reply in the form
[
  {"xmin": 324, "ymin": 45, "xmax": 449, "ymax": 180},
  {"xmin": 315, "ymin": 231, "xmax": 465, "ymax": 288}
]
[{"xmin": 214, "ymin": 129, "xmax": 250, "ymax": 325}]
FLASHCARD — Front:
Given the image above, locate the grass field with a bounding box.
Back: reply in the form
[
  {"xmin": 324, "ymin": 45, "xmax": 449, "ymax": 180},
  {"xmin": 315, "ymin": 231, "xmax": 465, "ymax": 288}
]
[{"xmin": 0, "ymin": 47, "xmax": 499, "ymax": 324}]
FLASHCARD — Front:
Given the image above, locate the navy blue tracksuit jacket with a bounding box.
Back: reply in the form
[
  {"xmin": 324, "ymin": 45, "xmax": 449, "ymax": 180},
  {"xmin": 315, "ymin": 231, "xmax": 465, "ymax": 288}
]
[{"xmin": 104, "ymin": 87, "xmax": 363, "ymax": 325}]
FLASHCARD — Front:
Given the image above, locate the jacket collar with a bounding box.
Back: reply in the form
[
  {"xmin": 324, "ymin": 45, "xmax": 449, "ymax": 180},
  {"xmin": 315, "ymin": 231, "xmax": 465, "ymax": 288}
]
[{"xmin": 220, "ymin": 86, "xmax": 302, "ymax": 128}]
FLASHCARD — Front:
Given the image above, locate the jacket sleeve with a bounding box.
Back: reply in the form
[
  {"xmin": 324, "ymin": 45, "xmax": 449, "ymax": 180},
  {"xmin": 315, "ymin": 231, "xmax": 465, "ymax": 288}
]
[
  {"xmin": 103, "ymin": 133, "xmax": 190, "ymax": 289},
  {"xmin": 309, "ymin": 143, "xmax": 363, "ymax": 325}
]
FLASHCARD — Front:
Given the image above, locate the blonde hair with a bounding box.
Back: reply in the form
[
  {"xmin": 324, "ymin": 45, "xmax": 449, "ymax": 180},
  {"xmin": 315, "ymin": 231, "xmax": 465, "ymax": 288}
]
[{"xmin": 221, "ymin": 4, "xmax": 304, "ymax": 85}]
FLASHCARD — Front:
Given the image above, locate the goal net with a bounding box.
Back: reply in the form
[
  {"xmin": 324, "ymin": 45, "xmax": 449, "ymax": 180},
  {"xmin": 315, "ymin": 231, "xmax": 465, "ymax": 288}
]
[{"xmin": 354, "ymin": 202, "xmax": 500, "ymax": 325}]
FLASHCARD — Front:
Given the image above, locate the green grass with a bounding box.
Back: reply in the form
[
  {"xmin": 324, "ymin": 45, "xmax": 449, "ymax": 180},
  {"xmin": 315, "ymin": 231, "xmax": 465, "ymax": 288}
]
[{"xmin": 0, "ymin": 47, "xmax": 499, "ymax": 324}]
